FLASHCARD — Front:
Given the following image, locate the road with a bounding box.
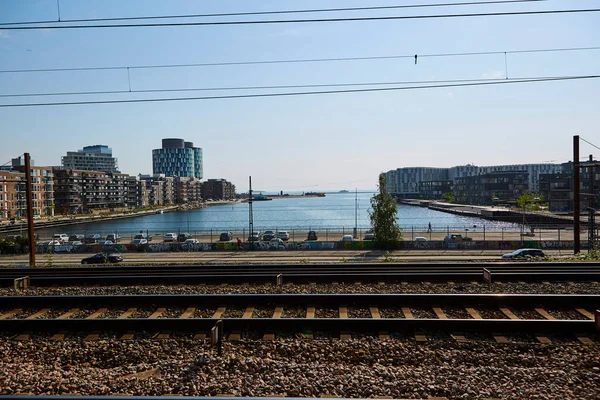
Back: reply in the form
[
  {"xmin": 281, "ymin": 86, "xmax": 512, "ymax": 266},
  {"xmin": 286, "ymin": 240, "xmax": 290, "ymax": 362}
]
[{"xmin": 0, "ymin": 249, "xmax": 577, "ymax": 266}]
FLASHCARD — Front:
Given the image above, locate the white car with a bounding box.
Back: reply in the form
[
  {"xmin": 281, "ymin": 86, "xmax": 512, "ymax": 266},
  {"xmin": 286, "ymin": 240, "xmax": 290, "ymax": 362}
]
[
  {"xmin": 414, "ymin": 237, "xmax": 427, "ymax": 242},
  {"xmin": 164, "ymin": 233, "xmax": 177, "ymax": 242},
  {"xmin": 277, "ymin": 231, "xmax": 290, "ymax": 241},
  {"xmin": 182, "ymin": 238, "xmax": 200, "ymax": 250},
  {"xmin": 53, "ymin": 233, "xmax": 69, "ymax": 243},
  {"xmin": 98, "ymin": 240, "xmax": 114, "ymax": 245},
  {"xmin": 341, "ymin": 235, "xmax": 354, "ymax": 242}
]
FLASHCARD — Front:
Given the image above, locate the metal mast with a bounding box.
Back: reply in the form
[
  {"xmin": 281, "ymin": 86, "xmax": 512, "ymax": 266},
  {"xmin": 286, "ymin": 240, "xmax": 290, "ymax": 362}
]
[{"xmin": 248, "ymin": 176, "xmax": 254, "ymax": 250}]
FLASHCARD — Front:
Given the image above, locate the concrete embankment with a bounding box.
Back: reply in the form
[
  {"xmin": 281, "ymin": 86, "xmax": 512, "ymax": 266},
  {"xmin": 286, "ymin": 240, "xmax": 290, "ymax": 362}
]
[{"xmin": 399, "ymin": 199, "xmax": 579, "ymax": 227}]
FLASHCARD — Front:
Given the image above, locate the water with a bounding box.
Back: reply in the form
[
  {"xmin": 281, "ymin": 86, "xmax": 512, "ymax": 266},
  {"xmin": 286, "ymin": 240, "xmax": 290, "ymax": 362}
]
[{"xmin": 36, "ymin": 192, "xmax": 521, "ymax": 236}]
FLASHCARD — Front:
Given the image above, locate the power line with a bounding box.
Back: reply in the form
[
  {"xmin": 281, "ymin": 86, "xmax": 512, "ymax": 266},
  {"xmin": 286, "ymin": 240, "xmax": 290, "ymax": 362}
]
[
  {"xmin": 2, "ymin": 45, "xmax": 598, "ymax": 74},
  {"xmin": 0, "ymin": 0, "xmax": 550, "ymax": 26},
  {"xmin": 580, "ymin": 137, "xmax": 600, "ymax": 152},
  {"xmin": 0, "ymin": 75, "xmax": 597, "ymax": 108},
  {"xmin": 0, "ymin": 77, "xmax": 512, "ymax": 98},
  {"xmin": 1, "ymin": 8, "xmax": 599, "ymax": 30}
]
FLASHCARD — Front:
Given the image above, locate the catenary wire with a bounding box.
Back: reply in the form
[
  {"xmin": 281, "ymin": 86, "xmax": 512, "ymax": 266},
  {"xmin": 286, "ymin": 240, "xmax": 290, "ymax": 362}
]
[
  {"xmin": 0, "ymin": 75, "xmax": 597, "ymax": 108},
  {"xmin": 1, "ymin": 8, "xmax": 599, "ymax": 30},
  {"xmin": 0, "ymin": 0, "xmax": 550, "ymax": 26},
  {"xmin": 579, "ymin": 137, "xmax": 600, "ymax": 152},
  {"xmin": 1, "ymin": 45, "xmax": 598, "ymax": 74},
  {"xmin": 0, "ymin": 77, "xmax": 511, "ymax": 97}
]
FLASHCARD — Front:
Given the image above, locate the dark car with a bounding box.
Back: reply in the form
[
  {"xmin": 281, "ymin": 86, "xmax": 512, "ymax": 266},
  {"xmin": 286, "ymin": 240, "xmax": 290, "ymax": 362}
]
[
  {"xmin": 262, "ymin": 230, "xmax": 276, "ymax": 241},
  {"xmin": 177, "ymin": 233, "xmax": 192, "ymax": 242},
  {"xmin": 307, "ymin": 231, "xmax": 318, "ymax": 241},
  {"xmin": 219, "ymin": 232, "xmax": 232, "ymax": 241},
  {"xmin": 81, "ymin": 253, "xmax": 123, "ymax": 264},
  {"xmin": 84, "ymin": 234, "xmax": 102, "ymax": 244},
  {"xmin": 502, "ymin": 248, "xmax": 545, "ymax": 259}
]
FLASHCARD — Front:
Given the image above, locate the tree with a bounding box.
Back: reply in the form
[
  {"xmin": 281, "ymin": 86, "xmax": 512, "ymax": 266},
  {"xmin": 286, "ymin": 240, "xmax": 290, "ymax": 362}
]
[
  {"xmin": 516, "ymin": 192, "xmax": 543, "ymax": 211},
  {"xmin": 369, "ymin": 174, "xmax": 403, "ymax": 249},
  {"xmin": 442, "ymin": 192, "xmax": 455, "ymax": 203}
]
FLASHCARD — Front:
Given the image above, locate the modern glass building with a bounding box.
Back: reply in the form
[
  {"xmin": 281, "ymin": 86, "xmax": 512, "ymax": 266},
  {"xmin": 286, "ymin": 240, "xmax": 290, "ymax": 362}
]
[{"xmin": 152, "ymin": 138, "xmax": 203, "ymax": 179}]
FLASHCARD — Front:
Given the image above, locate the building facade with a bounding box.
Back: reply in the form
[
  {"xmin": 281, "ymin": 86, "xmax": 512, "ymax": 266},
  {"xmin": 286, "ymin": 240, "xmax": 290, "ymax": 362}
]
[
  {"xmin": 539, "ymin": 161, "xmax": 600, "ymax": 212},
  {"xmin": 152, "ymin": 138, "xmax": 203, "ymax": 179},
  {"xmin": 61, "ymin": 145, "xmax": 120, "ymax": 173},
  {"xmin": 454, "ymin": 171, "xmax": 529, "ymax": 205},
  {"xmin": 201, "ymin": 179, "xmax": 236, "ymax": 200},
  {"xmin": 385, "ymin": 163, "xmax": 564, "ymax": 199},
  {"xmin": 53, "ymin": 168, "xmax": 127, "ymax": 214}
]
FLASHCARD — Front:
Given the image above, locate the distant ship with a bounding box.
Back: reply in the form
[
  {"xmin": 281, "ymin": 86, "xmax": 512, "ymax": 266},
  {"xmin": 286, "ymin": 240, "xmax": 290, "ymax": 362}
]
[{"xmin": 338, "ymin": 190, "xmax": 349, "ymax": 193}]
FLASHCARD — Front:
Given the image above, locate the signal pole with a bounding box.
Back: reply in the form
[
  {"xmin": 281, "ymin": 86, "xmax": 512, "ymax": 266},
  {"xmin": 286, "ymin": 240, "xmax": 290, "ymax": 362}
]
[
  {"xmin": 24, "ymin": 153, "xmax": 36, "ymax": 266},
  {"xmin": 574, "ymin": 136, "xmax": 580, "ymax": 254}
]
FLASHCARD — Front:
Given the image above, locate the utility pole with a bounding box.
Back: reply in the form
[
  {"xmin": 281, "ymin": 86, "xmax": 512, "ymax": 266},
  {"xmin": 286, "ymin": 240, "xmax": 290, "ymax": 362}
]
[
  {"xmin": 574, "ymin": 135, "xmax": 581, "ymax": 254},
  {"xmin": 589, "ymin": 155, "xmax": 596, "ymax": 248},
  {"xmin": 24, "ymin": 153, "xmax": 36, "ymax": 267},
  {"xmin": 248, "ymin": 176, "xmax": 253, "ymax": 251}
]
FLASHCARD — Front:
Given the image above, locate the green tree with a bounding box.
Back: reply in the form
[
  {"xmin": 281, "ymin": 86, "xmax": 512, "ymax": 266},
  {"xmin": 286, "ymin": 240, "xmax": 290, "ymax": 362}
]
[
  {"xmin": 369, "ymin": 174, "xmax": 403, "ymax": 249},
  {"xmin": 442, "ymin": 192, "xmax": 455, "ymax": 203},
  {"xmin": 516, "ymin": 192, "xmax": 543, "ymax": 211}
]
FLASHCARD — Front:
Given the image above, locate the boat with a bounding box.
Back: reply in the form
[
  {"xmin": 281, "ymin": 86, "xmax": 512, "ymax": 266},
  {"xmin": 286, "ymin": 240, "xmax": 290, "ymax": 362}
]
[
  {"xmin": 338, "ymin": 190, "xmax": 349, "ymax": 193},
  {"xmin": 155, "ymin": 210, "xmax": 164, "ymax": 214}
]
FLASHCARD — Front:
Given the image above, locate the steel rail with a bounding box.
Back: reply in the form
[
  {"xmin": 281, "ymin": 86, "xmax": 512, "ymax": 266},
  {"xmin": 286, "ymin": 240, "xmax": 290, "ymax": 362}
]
[
  {"xmin": 2, "ymin": 293, "xmax": 598, "ymax": 308},
  {"xmin": 2, "ymin": 271, "xmax": 600, "ymax": 286},
  {"xmin": 0, "ymin": 317, "xmax": 593, "ymax": 335},
  {"xmin": 2, "ymin": 261, "xmax": 599, "ymax": 275}
]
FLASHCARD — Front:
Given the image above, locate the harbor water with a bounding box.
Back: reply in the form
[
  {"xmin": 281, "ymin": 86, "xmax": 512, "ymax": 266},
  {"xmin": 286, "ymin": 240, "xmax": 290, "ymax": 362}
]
[{"xmin": 35, "ymin": 192, "xmax": 521, "ymax": 237}]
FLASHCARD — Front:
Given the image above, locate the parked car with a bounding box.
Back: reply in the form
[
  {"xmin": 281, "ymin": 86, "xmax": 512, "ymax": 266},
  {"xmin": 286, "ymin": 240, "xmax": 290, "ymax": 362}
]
[
  {"xmin": 163, "ymin": 233, "xmax": 177, "ymax": 242},
  {"xmin": 69, "ymin": 234, "xmax": 84, "ymax": 242},
  {"xmin": 134, "ymin": 233, "xmax": 152, "ymax": 241},
  {"xmin": 307, "ymin": 231, "xmax": 318, "ymax": 241},
  {"xmin": 269, "ymin": 238, "xmax": 285, "ymax": 249},
  {"xmin": 97, "ymin": 240, "xmax": 114, "ymax": 246},
  {"xmin": 502, "ymin": 248, "xmax": 545, "ymax": 259},
  {"xmin": 248, "ymin": 231, "xmax": 262, "ymax": 241},
  {"xmin": 70, "ymin": 241, "xmax": 83, "ymax": 247},
  {"xmin": 130, "ymin": 238, "xmax": 148, "ymax": 246},
  {"xmin": 444, "ymin": 234, "xmax": 472, "ymax": 242},
  {"xmin": 81, "ymin": 253, "xmax": 123, "ymax": 264},
  {"xmin": 277, "ymin": 231, "xmax": 290, "ymax": 241},
  {"xmin": 341, "ymin": 235, "xmax": 354, "ymax": 242},
  {"xmin": 182, "ymin": 238, "xmax": 200, "ymax": 250},
  {"xmin": 263, "ymin": 230, "xmax": 276, "ymax": 241},
  {"xmin": 414, "ymin": 237, "xmax": 428, "ymax": 242},
  {"xmin": 85, "ymin": 234, "xmax": 102, "ymax": 243},
  {"xmin": 53, "ymin": 233, "xmax": 69, "ymax": 243},
  {"xmin": 106, "ymin": 233, "xmax": 120, "ymax": 242},
  {"xmin": 219, "ymin": 232, "xmax": 233, "ymax": 241},
  {"xmin": 363, "ymin": 230, "xmax": 374, "ymax": 240},
  {"xmin": 177, "ymin": 233, "xmax": 192, "ymax": 242}
]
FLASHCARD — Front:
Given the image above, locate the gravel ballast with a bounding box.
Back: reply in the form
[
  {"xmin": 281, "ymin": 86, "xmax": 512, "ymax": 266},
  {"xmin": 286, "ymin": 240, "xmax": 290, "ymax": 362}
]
[{"xmin": 0, "ymin": 337, "xmax": 598, "ymax": 399}]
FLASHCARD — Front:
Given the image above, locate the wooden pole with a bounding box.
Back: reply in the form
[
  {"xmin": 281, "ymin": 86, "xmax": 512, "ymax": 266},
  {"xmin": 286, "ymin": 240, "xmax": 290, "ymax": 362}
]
[{"xmin": 24, "ymin": 153, "xmax": 36, "ymax": 267}]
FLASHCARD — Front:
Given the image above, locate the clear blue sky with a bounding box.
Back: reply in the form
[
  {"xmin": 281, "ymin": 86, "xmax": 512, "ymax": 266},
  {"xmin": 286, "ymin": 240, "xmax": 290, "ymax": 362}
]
[{"xmin": 1, "ymin": 0, "xmax": 599, "ymax": 192}]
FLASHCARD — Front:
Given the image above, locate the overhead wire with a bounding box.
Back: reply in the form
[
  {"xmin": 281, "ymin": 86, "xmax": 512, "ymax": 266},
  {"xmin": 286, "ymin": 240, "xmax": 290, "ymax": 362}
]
[
  {"xmin": 0, "ymin": 77, "xmax": 511, "ymax": 98},
  {"xmin": 1, "ymin": 8, "xmax": 599, "ymax": 30},
  {"xmin": 1, "ymin": 45, "xmax": 598, "ymax": 74},
  {"xmin": 0, "ymin": 75, "xmax": 597, "ymax": 108},
  {"xmin": 0, "ymin": 0, "xmax": 550, "ymax": 26},
  {"xmin": 580, "ymin": 137, "xmax": 600, "ymax": 152}
]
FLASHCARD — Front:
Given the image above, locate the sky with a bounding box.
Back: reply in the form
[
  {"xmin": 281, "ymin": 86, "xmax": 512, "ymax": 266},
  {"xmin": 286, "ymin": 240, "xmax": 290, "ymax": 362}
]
[{"xmin": 0, "ymin": 0, "xmax": 599, "ymax": 192}]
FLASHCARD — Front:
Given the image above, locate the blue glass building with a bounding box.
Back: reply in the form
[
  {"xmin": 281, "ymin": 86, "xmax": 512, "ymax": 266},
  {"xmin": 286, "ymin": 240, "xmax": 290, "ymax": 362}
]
[{"xmin": 152, "ymin": 138, "xmax": 203, "ymax": 178}]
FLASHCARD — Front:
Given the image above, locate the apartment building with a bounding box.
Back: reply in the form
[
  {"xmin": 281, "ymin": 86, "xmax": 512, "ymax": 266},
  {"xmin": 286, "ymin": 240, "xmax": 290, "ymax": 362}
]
[
  {"xmin": 152, "ymin": 138, "xmax": 203, "ymax": 179},
  {"xmin": 201, "ymin": 179, "xmax": 236, "ymax": 200},
  {"xmin": 61, "ymin": 145, "xmax": 119, "ymax": 173}
]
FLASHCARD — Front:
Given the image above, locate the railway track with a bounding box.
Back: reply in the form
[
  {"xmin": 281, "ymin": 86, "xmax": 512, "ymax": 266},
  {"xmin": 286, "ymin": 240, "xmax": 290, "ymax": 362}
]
[
  {"xmin": 1, "ymin": 294, "xmax": 598, "ymax": 339},
  {"xmin": 2, "ymin": 262, "xmax": 600, "ymax": 286}
]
